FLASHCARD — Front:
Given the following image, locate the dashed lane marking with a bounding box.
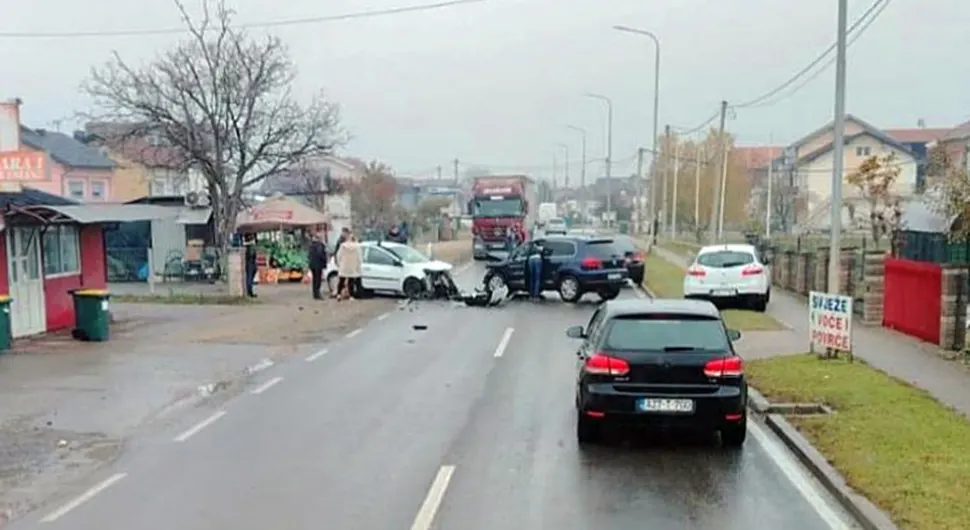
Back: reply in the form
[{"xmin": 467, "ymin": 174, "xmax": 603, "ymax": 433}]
[
  {"xmin": 174, "ymin": 411, "xmax": 227, "ymax": 443},
  {"xmin": 251, "ymin": 376, "xmax": 283, "ymax": 395},
  {"xmin": 493, "ymin": 328, "xmax": 514, "ymax": 358},
  {"xmin": 409, "ymin": 465, "xmax": 456, "ymax": 530},
  {"xmin": 40, "ymin": 473, "xmax": 127, "ymax": 523},
  {"xmin": 306, "ymin": 348, "xmax": 329, "ymax": 362}
]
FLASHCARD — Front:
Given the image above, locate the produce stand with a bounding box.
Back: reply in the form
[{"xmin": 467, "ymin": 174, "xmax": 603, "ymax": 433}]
[{"xmin": 236, "ymin": 194, "xmax": 331, "ymax": 285}]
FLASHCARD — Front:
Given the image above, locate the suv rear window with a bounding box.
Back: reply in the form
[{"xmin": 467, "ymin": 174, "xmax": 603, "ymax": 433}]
[
  {"xmin": 584, "ymin": 240, "xmax": 620, "ymax": 259},
  {"xmin": 611, "ymin": 236, "xmax": 636, "ymax": 253},
  {"xmin": 602, "ymin": 315, "xmax": 730, "ymax": 351},
  {"xmin": 696, "ymin": 250, "xmax": 755, "ymax": 268}
]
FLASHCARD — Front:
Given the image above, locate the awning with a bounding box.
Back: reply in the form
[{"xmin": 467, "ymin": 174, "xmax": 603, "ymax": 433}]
[
  {"xmin": 175, "ymin": 207, "xmax": 212, "ymax": 225},
  {"xmin": 236, "ymin": 195, "xmax": 329, "ymax": 232},
  {"xmin": 13, "ymin": 204, "xmax": 179, "ymax": 224}
]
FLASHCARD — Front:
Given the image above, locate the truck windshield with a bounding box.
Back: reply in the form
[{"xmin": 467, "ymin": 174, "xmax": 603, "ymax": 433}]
[{"xmin": 472, "ymin": 197, "xmax": 523, "ymax": 217}]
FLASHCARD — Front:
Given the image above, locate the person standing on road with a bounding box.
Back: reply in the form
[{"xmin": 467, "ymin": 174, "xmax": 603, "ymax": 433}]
[
  {"xmin": 308, "ymin": 229, "xmax": 328, "ymax": 300},
  {"xmin": 336, "ymin": 233, "xmax": 363, "ymax": 300},
  {"xmin": 526, "ymin": 241, "xmax": 544, "ymax": 301},
  {"xmin": 243, "ymin": 233, "xmax": 258, "ymax": 298}
]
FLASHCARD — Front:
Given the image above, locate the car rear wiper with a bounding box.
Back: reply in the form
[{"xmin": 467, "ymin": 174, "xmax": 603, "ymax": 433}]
[{"xmin": 662, "ymin": 346, "xmax": 700, "ymax": 352}]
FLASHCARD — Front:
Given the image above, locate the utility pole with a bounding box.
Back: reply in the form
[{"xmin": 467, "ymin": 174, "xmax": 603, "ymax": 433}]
[
  {"xmin": 766, "ymin": 149, "xmax": 774, "ymax": 239},
  {"xmin": 694, "ymin": 145, "xmax": 702, "ymax": 230},
  {"xmin": 828, "ymin": 0, "xmax": 849, "ymax": 294},
  {"xmin": 552, "ymin": 153, "xmax": 558, "ymax": 193},
  {"xmin": 671, "ymin": 138, "xmax": 680, "ymax": 238},
  {"xmin": 718, "ymin": 142, "xmax": 730, "ymax": 240},
  {"xmin": 662, "ymin": 125, "xmax": 670, "ymax": 237},
  {"xmin": 708, "ymin": 100, "xmax": 728, "ymax": 243},
  {"xmin": 436, "ymin": 165, "xmax": 442, "ymax": 180},
  {"xmin": 453, "ymin": 158, "xmax": 459, "ymax": 183},
  {"xmin": 635, "ymin": 147, "xmax": 644, "ymax": 234}
]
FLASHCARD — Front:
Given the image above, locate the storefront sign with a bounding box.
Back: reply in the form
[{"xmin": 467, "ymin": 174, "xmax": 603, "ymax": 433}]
[
  {"xmin": 252, "ymin": 209, "xmax": 294, "ymax": 220},
  {"xmin": 0, "ymin": 151, "xmax": 46, "ymax": 181},
  {"xmin": 809, "ymin": 291, "xmax": 853, "ymax": 351}
]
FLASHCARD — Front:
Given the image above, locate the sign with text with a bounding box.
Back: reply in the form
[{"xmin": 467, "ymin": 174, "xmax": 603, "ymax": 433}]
[
  {"xmin": 0, "ymin": 151, "xmax": 47, "ymax": 181},
  {"xmin": 809, "ymin": 291, "xmax": 853, "ymax": 351}
]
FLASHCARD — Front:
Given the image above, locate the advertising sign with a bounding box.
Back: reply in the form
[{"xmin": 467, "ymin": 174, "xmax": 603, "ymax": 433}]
[
  {"xmin": 0, "ymin": 151, "xmax": 47, "ymax": 182},
  {"xmin": 809, "ymin": 291, "xmax": 853, "ymax": 351}
]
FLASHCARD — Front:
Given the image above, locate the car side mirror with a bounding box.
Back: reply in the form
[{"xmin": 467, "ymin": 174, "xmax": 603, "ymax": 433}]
[
  {"xmin": 393, "ymin": 260, "xmax": 403, "ymax": 267},
  {"xmin": 566, "ymin": 325, "xmax": 586, "ymax": 339},
  {"xmin": 727, "ymin": 329, "xmax": 741, "ymax": 341}
]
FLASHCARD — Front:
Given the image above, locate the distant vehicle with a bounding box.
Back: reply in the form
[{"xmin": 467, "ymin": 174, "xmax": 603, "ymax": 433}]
[
  {"xmin": 483, "ymin": 235, "xmax": 628, "ymax": 302},
  {"xmin": 325, "ymin": 241, "xmax": 452, "ymax": 298},
  {"xmin": 567, "ymin": 298, "xmax": 747, "ymax": 447},
  {"xmin": 566, "ymin": 228, "xmax": 598, "ymax": 238},
  {"xmin": 468, "ymin": 175, "xmax": 537, "ymax": 260},
  {"xmin": 544, "ymin": 217, "xmax": 567, "ymax": 235},
  {"xmin": 537, "ymin": 202, "xmax": 558, "ymax": 224},
  {"xmin": 610, "ymin": 235, "xmax": 646, "ymax": 285},
  {"xmin": 683, "ymin": 244, "xmax": 770, "ymax": 311}
]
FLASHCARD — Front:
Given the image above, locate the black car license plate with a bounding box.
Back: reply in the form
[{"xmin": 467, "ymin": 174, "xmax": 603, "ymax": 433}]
[{"xmin": 638, "ymin": 398, "xmax": 695, "ymax": 413}]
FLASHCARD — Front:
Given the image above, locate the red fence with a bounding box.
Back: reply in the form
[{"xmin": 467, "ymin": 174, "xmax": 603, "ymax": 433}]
[{"xmin": 883, "ymin": 257, "xmax": 941, "ymax": 344}]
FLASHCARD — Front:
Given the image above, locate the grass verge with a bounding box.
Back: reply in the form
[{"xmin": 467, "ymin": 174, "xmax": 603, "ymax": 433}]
[
  {"xmin": 113, "ymin": 293, "xmax": 255, "ymax": 305},
  {"xmin": 642, "ymin": 253, "xmax": 783, "ymax": 331},
  {"xmin": 660, "ymin": 239, "xmax": 702, "ymax": 258},
  {"xmin": 747, "ymin": 354, "xmax": 970, "ymax": 530}
]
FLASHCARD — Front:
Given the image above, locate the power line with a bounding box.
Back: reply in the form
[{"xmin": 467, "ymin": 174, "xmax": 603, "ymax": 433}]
[
  {"xmin": 731, "ymin": 0, "xmax": 889, "ymax": 109},
  {"xmin": 0, "ymin": 0, "xmax": 485, "ymax": 38},
  {"xmin": 744, "ymin": 0, "xmax": 891, "ymax": 109}
]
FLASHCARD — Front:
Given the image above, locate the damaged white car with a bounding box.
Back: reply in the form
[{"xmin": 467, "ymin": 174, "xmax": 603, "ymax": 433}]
[{"xmin": 326, "ymin": 241, "xmax": 458, "ymax": 299}]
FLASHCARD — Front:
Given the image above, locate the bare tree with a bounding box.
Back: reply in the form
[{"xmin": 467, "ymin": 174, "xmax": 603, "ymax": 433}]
[
  {"xmin": 82, "ymin": 0, "xmax": 344, "ymax": 253},
  {"xmin": 349, "ymin": 161, "xmax": 398, "ymax": 230},
  {"xmin": 846, "ymin": 152, "xmax": 903, "ymax": 246}
]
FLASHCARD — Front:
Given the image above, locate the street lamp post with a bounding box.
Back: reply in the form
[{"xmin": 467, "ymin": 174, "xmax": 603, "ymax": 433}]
[
  {"xmin": 613, "ymin": 25, "xmax": 660, "ymax": 240},
  {"xmin": 566, "ymin": 125, "xmax": 587, "ymax": 222},
  {"xmin": 555, "ymin": 142, "xmax": 570, "ymax": 191},
  {"xmin": 584, "ymin": 93, "xmax": 614, "ymax": 228}
]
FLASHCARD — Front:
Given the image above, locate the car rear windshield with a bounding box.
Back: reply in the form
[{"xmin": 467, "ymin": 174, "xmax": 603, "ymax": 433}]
[
  {"xmin": 611, "ymin": 236, "xmax": 636, "ymax": 253},
  {"xmin": 696, "ymin": 250, "xmax": 755, "ymax": 268},
  {"xmin": 602, "ymin": 315, "xmax": 730, "ymax": 351},
  {"xmin": 584, "ymin": 240, "xmax": 621, "ymax": 259}
]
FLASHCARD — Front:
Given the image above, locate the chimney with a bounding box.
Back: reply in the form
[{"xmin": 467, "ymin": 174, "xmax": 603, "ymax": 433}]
[{"xmin": 0, "ymin": 98, "xmax": 22, "ymax": 151}]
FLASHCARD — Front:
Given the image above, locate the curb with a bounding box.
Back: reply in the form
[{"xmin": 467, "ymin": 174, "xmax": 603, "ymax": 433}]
[{"xmin": 746, "ymin": 387, "xmax": 898, "ymax": 530}]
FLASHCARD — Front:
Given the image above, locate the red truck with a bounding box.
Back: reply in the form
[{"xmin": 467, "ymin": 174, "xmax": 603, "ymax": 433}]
[{"xmin": 468, "ymin": 175, "xmax": 537, "ymax": 259}]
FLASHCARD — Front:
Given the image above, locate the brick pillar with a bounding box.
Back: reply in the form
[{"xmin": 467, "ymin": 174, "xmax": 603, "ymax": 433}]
[
  {"xmin": 814, "ymin": 247, "xmax": 829, "ymax": 293},
  {"xmin": 939, "ymin": 266, "xmax": 968, "ymax": 350},
  {"xmin": 795, "ymin": 252, "xmax": 811, "ymax": 295},
  {"xmin": 838, "ymin": 248, "xmax": 856, "ymax": 298},
  {"xmin": 227, "ymin": 248, "xmax": 244, "ymax": 297},
  {"xmin": 780, "ymin": 251, "xmax": 794, "ymax": 290},
  {"xmin": 861, "ymin": 251, "xmax": 885, "ymax": 325}
]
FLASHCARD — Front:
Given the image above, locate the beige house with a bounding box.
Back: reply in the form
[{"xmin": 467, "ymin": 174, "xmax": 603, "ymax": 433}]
[{"xmin": 781, "ymin": 115, "xmax": 918, "ymax": 231}]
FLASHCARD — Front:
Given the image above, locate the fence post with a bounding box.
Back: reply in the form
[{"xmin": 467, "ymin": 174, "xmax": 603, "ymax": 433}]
[
  {"xmin": 814, "ymin": 246, "xmax": 829, "ymax": 293},
  {"xmin": 861, "ymin": 251, "xmax": 885, "ymax": 325},
  {"xmin": 227, "ymin": 248, "xmax": 244, "ymax": 297},
  {"xmin": 940, "ymin": 266, "xmax": 968, "ymax": 351}
]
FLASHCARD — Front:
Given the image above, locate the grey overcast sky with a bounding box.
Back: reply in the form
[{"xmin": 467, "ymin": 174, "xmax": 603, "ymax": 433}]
[{"xmin": 3, "ymin": 0, "xmax": 967, "ymax": 181}]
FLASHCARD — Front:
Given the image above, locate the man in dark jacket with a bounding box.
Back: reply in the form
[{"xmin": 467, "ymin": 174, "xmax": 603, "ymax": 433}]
[
  {"xmin": 308, "ymin": 230, "xmax": 328, "ymax": 300},
  {"xmin": 243, "ymin": 234, "xmax": 258, "ymax": 298}
]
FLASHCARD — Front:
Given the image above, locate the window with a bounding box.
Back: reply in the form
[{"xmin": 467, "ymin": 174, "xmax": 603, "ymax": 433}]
[
  {"xmin": 696, "ymin": 250, "xmax": 756, "ymax": 268},
  {"xmin": 509, "ymin": 243, "xmax": 533, "ymax": 261},
  {"xmin": 364, "ymin": 247, "xmax": 396, "ymax": 266},
  {"xmin": 66, "ymin": 180, "xmax": 84, "ymax": 199},
  {"xmin": 855, "ymin": 146, "xmax": 872, "ymax": 157},
  {"xmin": 43, "ymin": 225, "xmax": 80, "ymax": 276},
  {"xmin": 602, "ymin": 315, "xmax": 730, "ymax": 351},
  {"xmin": 385, "ymin": 245, "xmax": 428, "ymax": 264},
  {"xmin": 584, "ymin": 241, "xmax": 622, "ymax": 259},
  {"xmin": 543, "ymin": 240, "xmax": 576, "ymax": 256},
  {"xmin": 90, "ymin": 181, "xmax": 106, "ymax": 200}
]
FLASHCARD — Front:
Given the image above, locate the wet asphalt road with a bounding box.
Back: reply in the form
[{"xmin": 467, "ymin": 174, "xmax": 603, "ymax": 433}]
[{"xmin": 12, "ymin": 263, "xmax": 859, "ymax": 530}]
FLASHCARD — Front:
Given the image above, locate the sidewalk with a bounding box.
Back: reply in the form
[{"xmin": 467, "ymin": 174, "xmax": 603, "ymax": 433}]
[{"xmin": 650, "ymin": 244, "xmax": 970, "ymax": 418}]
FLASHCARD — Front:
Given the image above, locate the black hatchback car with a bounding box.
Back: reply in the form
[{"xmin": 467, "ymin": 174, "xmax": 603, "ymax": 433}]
[{"xmin": 566, "ymin": 298, "xmax": 747, "ymax": 447}]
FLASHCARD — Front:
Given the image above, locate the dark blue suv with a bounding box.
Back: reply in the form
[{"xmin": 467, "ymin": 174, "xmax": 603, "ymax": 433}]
[{"xmin": 483, "ymin": 235, "xmax": 629, "ymax": 303}]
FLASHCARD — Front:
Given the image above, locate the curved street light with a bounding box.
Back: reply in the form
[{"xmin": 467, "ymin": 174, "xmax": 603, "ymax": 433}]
[{"xmin": 613, "ymin": 24, "xmax": 661, "ymax": 237}]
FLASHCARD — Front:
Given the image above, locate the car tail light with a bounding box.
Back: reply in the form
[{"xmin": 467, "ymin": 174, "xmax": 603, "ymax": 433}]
[
  {"xmin": 584, "ymin": 353, "xmax": 630, "ymax": 376},
  {"xmin": 741, "ymin": 265, "xmax": 764, "ymax": 276},
  {"xmin": 704, "ymin": 356, "xmax": 744, "ymax": 378},
  {"xmin": 580, "ymin": 257, "xmax": 602, "ymax": 270},
  {"xmin": 633, "ymin": 251, "xmax": 645, "ymax": 262},
  {"xmin": 687, "ymin": 266, "xmax": 706, "ymax": 277}
]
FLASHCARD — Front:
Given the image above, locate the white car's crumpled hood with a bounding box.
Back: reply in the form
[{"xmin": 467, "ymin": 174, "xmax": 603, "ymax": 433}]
[{"xmin": 420, "ymin": 260, "xmax": 453, "ymax": 272}]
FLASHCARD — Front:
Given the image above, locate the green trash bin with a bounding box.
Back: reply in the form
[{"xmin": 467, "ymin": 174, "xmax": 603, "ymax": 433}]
[
  {"xmin": 72, "ymin": 289, "xmax": 110, "ymax": 342},
  {"xmin": 0, "ymin": 295, "xmax": 12, "ymax": 351}
]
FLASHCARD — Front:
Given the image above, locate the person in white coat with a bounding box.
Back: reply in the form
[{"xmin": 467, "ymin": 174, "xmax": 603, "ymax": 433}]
[{"xmin": 335, "ymin": 234, "xmax": 363, "ymax": 300}]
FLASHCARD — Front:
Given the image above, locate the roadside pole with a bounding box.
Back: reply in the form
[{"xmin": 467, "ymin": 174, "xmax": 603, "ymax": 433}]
[
  {"xmin": 662, "ymin": 124, "xmax": 670, "ymax": 237},
  {"xmin": 717, "ymin": 142, "xmax": 729, "ymax": 240},
  {"xmin": 635, "ymin": 147, "xmax": 644, "ymax": 234},
  {"xmin": 708, "ymin": 101, "xmax": 728, "ymax": 243},
  {"xmin": 828, "ymin": 0, "xmax": 849, "ymax": 293},
  {"xmin": 671, "ymin": 139, "xmax": 680, "ymax": 238},
  {"xmin": 766, "ymin": 137, "xmax": 773, "ymax": 239},
  {"xmin": 694, "ymin": 145, "xmax": 702, "ymax": 231}
]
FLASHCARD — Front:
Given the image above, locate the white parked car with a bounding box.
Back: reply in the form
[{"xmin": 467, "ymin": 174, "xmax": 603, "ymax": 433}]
[
  {"xmin": 544, "ymin": 217, "xmax": 568, "ymax": 235},
  {"xmin": 682, "ymin": 244, "xmax": 770, "ymax": 311},
  {"xmin": 326, "ymin": 241, "xmax": 453, "ymax": 298}
]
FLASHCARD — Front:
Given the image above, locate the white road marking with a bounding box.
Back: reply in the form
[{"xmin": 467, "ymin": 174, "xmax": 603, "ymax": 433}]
[
  {"xmin": 409, "ymin": 465, "xmax": 456, "ymax": 530},
  {"xmin": 749, "ymin": 420, "xmax": 852, "ymax": 530},
  {"xmin": 174, "ymin": 411, "xmax": 227, "ymax": 442},
  {"xmin": 493, "ymin": 328, "xmax": 515, "ymax": 358},
  {"xmin": 251, "ymin": 376, "xmax": 283, "ymax": 395},
  {"xmin": 40, "ymin": 472, "xmax": 127, "ymax": 523},
  {"xmin": 377, "ymin": 312, "xmax": 390, "ymax": 321},
  {"xmin": 306, "ymin": 348, "xmax": 329, "ymax": 362},
  {"xmin": 346, "ymin": 328, "xmax": 362, "ymax": 339}
]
